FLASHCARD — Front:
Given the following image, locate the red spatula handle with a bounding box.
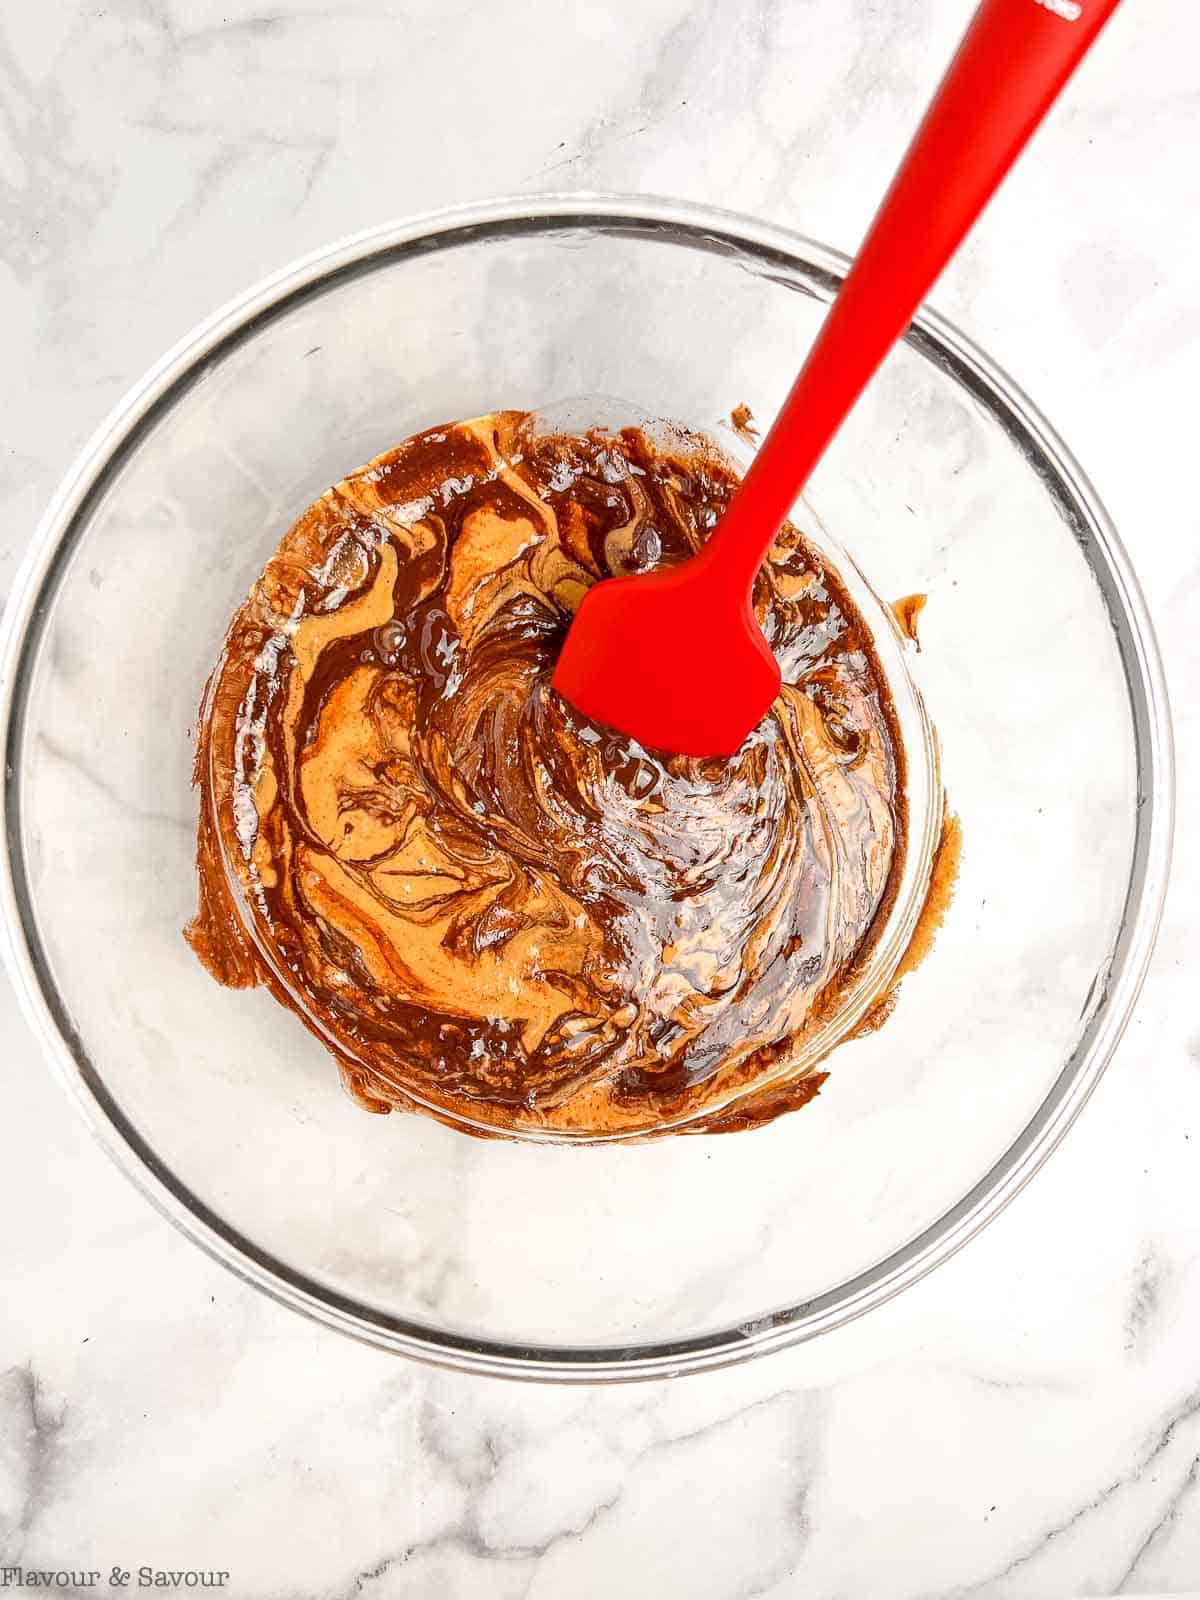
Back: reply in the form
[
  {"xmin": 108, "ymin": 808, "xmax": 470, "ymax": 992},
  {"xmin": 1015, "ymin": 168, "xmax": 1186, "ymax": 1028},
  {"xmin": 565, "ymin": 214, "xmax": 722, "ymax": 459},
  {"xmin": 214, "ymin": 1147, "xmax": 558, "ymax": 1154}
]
[{"xmin": 704, "ymin": 0, "xmax": 1122, "ymax": 596}]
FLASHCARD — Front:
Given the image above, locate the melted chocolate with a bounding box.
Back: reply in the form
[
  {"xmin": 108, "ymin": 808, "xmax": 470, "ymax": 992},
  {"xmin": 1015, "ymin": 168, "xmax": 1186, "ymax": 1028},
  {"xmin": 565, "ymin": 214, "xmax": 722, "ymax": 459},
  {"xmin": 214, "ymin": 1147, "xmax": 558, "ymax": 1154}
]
[{"xmin": 187, "ymin": 412, "xmax": 907, "ymax": 1137}]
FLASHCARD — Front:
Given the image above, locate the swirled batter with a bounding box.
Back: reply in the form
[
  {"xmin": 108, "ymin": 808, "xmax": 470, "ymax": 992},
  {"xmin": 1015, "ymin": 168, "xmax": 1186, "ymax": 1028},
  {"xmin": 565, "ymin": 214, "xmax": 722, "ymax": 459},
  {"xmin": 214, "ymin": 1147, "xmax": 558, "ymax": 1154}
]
[{"xmin": 187, "ymin": 412, "xmax": 907, "ymax": 1137}]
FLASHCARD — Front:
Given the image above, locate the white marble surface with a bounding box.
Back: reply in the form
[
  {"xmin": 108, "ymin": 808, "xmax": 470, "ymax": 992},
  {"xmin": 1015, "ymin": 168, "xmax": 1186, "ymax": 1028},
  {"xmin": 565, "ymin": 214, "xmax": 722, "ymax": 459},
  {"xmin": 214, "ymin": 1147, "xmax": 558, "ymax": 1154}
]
[{"xmin": 1, "ymin": 0, "xmax": 1199, "ymax": 1594}]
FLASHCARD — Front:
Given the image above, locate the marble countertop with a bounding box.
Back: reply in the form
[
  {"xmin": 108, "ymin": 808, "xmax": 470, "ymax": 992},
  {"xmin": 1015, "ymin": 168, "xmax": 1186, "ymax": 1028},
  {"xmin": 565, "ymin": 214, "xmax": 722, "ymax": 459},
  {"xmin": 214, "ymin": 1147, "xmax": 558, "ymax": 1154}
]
[{"xmin": 2, "ymin": 1, "xmax": 1198, "ymax": 1594}]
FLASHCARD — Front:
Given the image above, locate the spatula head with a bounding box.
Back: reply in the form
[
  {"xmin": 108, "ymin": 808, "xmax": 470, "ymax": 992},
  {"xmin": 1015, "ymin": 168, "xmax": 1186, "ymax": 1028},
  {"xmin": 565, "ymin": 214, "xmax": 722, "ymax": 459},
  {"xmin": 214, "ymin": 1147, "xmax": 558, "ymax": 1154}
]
[{"xmin": 551, "ymin": 564, "xmax": 782, "ymax": 758}]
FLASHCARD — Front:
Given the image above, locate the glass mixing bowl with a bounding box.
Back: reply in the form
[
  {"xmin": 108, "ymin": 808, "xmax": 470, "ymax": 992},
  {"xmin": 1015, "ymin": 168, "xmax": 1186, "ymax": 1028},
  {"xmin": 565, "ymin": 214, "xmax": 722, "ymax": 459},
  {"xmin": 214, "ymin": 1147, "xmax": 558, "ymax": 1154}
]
[{"xmin": 0, "ymin": 197, "xmax": 1173, "ymax": 1379}]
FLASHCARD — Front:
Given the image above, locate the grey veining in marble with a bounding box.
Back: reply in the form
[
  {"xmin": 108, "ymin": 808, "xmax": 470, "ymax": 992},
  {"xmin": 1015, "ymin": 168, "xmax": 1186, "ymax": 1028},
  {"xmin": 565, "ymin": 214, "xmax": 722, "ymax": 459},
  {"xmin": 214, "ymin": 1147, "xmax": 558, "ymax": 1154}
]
[{"xmin": 2, "ymin": 1, "xmax": 1200, "ymax": 1596}]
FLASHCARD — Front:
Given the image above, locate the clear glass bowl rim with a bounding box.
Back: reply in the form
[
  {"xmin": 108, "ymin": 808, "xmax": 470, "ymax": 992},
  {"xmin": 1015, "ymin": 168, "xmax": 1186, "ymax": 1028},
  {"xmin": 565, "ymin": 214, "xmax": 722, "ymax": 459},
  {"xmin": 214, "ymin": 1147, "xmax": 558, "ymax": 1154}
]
[{"xmin": 0, "ymin": 193, "xmax": 1175, "ymax": 1383}]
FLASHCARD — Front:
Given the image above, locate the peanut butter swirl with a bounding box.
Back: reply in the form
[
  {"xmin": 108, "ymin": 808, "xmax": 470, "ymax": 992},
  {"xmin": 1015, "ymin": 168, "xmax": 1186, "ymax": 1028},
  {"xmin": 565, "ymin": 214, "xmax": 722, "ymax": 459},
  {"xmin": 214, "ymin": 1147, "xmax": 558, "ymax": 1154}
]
[{"xmin": 187, "ymin": 412, "xmax": 905, "ymax": 1137}]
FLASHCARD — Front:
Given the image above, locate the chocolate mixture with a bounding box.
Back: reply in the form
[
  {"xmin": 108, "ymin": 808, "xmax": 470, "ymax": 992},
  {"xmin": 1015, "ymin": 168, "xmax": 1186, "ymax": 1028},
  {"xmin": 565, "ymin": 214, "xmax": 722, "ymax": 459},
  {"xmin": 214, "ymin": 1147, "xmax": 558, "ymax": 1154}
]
[{"xmin": 187, "ymin": 412, "xmax": 906, "ymax": 1137}]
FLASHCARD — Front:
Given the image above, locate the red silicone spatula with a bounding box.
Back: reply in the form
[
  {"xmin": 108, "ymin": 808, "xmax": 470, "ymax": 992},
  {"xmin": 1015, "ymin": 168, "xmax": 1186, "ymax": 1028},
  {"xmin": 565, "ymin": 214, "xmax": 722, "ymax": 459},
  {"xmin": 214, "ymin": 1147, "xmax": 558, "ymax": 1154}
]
[{"xmin": 553, "ymin": 0, "xmax": 1121, "ymax": 756}]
